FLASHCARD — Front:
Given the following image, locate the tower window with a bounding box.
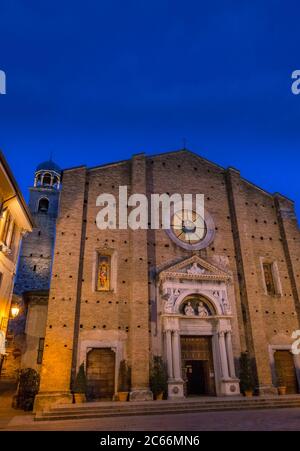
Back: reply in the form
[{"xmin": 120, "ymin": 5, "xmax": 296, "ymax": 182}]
[
  {"xmin": 36, "ymin": 174, "xmax": 42, "ymax": 186},
  {"xmin": 43, "ymin": 173, "xmax": 52, "ymax": 186},
  {"xmin": 38, "ymin": 198, "xmax": 49, "ymax": 213},
  {"xmin": 53, "ymin": 176, "xmax": 59, "ymax": 188}
]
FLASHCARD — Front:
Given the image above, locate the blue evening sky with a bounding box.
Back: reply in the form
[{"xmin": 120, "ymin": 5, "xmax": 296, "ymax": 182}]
[{"xmin": 1, "ymin": 1, "xmax": 300, "ymax": 216}]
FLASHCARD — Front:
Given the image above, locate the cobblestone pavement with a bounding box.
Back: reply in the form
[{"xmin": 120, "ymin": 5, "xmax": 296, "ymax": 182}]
[{"xmin": 1, "ymin": 408, "xmax": 300, "ymax": 431}]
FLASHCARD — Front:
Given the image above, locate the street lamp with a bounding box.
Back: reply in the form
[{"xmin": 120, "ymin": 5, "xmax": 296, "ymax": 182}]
[{"xmin": 11, "ymin": 306, "xmax": 20, "ymax": 319}]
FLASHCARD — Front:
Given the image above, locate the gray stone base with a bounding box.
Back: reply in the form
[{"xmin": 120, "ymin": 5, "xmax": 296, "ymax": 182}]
[
  {"xmin": 220, "ymin": 378, "xmax": 241, "ymax": 396},
  {"xmin": 257, "ymin": 384, "xmax": 278, "ymax": 396},
  {"xmin": 129, "ymin": 390, "xmax": 153, "ymax": 402},
  {"xmin": 168, "ymin": 380, "xmax": 185, "ymax": 399},
  {"xmin": 34, "ymin": 391, "xmax": 73, "ymax": 413}
]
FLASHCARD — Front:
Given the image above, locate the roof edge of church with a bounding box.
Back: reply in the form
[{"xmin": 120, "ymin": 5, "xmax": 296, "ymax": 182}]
[
  {"xmin": 62, "ymin": 164, "xmax": 87, "ymax": 173},
  {"xmin": 58, "ymin": 149, "xmax": 295, "ymax": 205},
  {"xmin": 148, "ymin": 148, "xmax": 225, "ymax": 171}
]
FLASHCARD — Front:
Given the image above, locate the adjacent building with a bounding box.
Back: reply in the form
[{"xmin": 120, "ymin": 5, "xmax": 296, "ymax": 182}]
[
  {"xmin": 0, "ymin": 151, "xmax": 33, "ymax": 375},
  {"xmin": 2, "ymin": 161, "xmax": 61, "ymax": 378}
]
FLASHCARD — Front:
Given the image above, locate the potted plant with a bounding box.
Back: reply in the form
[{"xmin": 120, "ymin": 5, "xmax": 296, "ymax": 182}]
[
  {"xmin": 15, "ymin": 368, "xmax": 40, "ymax": 411},
  {"xmin": 239, "ymin": 352, "xmax": 255, "ymax": 397},
  {"xmin": 73, "ymin": 363, "xmax": 87, "ymax": 403},
  {"xmin": 118, "ymin": 360, "xmax": 131, "ymax": 402},
  {"xmin": 277, "ymin": 374, "xmax": 287, "ymax": 396},
  {"xmin": 150, "ymin": 356, "xmax": 168, "ymax": 400}
]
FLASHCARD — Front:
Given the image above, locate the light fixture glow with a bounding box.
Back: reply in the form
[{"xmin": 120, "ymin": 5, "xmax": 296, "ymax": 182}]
[{"xmin": 11, "ymin": 306, "xmax": 20, "ymax": 318}]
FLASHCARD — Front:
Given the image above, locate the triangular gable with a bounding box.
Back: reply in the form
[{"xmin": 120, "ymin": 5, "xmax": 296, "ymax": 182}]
[{"xmin": 159, "ymin": 255, "xmax": 230, "ymax": 282}]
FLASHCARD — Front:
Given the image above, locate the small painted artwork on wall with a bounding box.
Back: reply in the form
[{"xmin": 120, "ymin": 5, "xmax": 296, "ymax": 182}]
[{"xmin": 97, "ymin": 255, "xmax": 111, "ymax": 291}]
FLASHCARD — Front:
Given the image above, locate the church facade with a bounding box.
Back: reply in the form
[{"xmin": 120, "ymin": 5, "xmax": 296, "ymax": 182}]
[{"xmin": 32, "ymin": 150, "xmax": 300, "ymax": 411}]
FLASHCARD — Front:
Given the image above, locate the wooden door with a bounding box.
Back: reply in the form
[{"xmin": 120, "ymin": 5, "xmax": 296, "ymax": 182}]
[
  {"xmin": 86, "ymin": 348, "xmax": 115, "ymax": 400},
  {"xmin": 181, "ymin": 336, "xmax": 216, "ymax": 396},
  {"xmin": 274, "ymin": 350, "xmax": 298, "ymax": 394}
]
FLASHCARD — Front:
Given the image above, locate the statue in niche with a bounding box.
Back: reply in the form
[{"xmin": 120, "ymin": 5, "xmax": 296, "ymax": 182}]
[
  {"xmin": 187, "ymin": 263, "xmax": 205, "ymax": 275},
  {"xmin": 198, "ymin": 301, "xmax": 209, "ymax": 318},
  {"xmin": 184, "ymin": 302, "xmax": 195, "ymax": 316}
]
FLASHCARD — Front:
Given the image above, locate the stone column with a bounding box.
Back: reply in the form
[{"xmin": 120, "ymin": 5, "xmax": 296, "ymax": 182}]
[
  {"xmin": 165, "ymin": 330, "xmax": 174, "ymax": 379},
  {"xmin": 218, "ymin": 331, "xmax": 229, "ymax": 379},
  {"xmin": 225, "ymin": 331, "xmax": 236, "ymax": 378},
  {"xmin": 172, "ymin": 330, "xmax": 182, "ymax": 380}
]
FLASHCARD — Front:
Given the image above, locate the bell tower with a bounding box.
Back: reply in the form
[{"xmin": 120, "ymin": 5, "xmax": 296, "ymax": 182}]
[{"xmin": 14, "ymin": 160, "xmax": 61, "ymax": 294}]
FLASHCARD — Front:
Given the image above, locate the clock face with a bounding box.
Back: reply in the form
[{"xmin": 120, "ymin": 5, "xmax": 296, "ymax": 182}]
[
  {"xmin": 166, "ymin": 208, "xmax": 215, "ymax": 251},
  {"xmin": 171, "ymin": 210, "xmax": 207, "ymax": 245}
]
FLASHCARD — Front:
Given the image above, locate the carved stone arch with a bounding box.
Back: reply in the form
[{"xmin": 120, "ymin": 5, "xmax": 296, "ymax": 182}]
[{"xmin": 174, "ymin": 291, "xmax": 222, "ymax": 316}]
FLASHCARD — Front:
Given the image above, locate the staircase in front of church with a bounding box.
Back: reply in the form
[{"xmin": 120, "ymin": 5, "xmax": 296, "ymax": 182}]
[{"xmin": 35, "ymin": 395, "xmax": 300, "ymax": 422}]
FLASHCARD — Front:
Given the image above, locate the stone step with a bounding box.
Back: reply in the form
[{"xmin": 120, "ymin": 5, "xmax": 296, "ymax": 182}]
[
  {"xmin": 50, "ymin": 396, "xmax": 300, "ymax": 412},
  {"xmin": 48, "ymin": 399, "xmax": 300, "ymax": 415},
  {"xmin": 38, "ymin": 403, "xmax": 300, "ymax": 419},
  {"xmin": 51, "ymin": 395, "xmax": 300, "ymax": 411},
  {"xmin": 35, "ymin": 397, "xmax": 300, "ymax": 422}
]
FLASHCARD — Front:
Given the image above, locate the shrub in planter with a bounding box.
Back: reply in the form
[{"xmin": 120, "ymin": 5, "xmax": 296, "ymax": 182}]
[
  {"xmin": 118, "ymin": 360, "xmax": 131, "ymax": 401},
  {"xmin": 16, "ymin": 368, "xmax": 40, "ymax": 411},
  {"xmin": 239, "ymin": 352, "xmax": 255, "ymax": 396},
  {"xmin": 73, "ymin": 363, "xmax": 87, "ymax": 403},
  {"xmin": 150, "ymin": 356, "xmax": 168, "ymax": 400},
  {"xmin": 277, "ymin": 374, "xmax": 287, "ymax": 395}
]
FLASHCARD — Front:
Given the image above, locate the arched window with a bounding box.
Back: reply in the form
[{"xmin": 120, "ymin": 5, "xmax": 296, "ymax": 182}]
[
  {"xmin": 43, "ymin": 173, "xmax": 52, "ymax": 186},
  {"xmin": 52, "ymin": 176, "xmax": 59, "ymax": 188},
  {"xmin": 38, "ymin": 198, "xmax": 49, "ymax": 213},
  {"xmin": 36, "ymin": 174, "xmax": 42, "ymax": 187}
]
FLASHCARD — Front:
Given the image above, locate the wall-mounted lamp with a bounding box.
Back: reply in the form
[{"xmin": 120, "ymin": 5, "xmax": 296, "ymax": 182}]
[{"xmin": 11, "ymin": 306, "xmax": 20, "ymax": 319}]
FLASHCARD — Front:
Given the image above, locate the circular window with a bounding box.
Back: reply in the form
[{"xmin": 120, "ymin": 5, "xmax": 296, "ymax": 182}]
[{"xmin": 166, "ymin": 209, "xmax": 215, "ymax": 251}]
